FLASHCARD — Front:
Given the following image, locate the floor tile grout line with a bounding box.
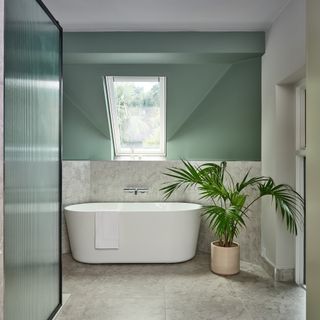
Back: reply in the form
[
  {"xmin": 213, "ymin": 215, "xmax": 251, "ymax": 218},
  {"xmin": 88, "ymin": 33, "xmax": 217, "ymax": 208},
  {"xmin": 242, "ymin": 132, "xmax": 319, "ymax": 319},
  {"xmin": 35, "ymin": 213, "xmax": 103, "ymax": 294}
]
[
  {"xmin": 58, "ymin": 253, "xmax": 306, "ymax": 320},
  {"xmin": 227, "ymin": 277, "xmax": 255, "ymax": 320}
]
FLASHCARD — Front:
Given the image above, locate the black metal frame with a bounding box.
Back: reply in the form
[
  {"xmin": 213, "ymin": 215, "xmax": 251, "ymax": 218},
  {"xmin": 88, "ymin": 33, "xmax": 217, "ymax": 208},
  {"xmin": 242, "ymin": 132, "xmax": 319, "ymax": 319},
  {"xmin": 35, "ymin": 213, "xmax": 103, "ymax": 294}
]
[
  {"xmin": 3, "ymin": 0, "xmax": 63, "ymax": 319},
  {"xmin": 35, "ymin": 1, "xmax": 63, "ymax": 319}
]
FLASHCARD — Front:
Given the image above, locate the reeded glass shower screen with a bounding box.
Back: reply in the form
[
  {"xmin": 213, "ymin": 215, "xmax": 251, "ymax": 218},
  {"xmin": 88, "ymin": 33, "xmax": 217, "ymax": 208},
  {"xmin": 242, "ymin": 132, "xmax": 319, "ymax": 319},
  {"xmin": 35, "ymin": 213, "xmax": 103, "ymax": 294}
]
[{"xmin": 4, "ymin": 0, "xmax": 62, "ymax": 319}]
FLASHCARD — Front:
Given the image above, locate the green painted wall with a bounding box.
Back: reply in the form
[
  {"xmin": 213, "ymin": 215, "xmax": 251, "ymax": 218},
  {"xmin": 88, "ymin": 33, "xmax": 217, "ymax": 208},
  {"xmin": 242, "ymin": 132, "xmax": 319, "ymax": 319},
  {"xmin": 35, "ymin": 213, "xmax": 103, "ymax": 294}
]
[
  {"xmin": 168, "ymin": 58, "xmax": 261, "ymax": 160},
  {"xmin": 64, "ymin": 32, "xmax": 265, "ymax": 56},
  {"xmin": 63, "ymin": 95, "xmax": 110, "ymax": 160},
  {"xmin": 63, "ymin": 63, "xmax": 232, "ymax": 139},
  {"xmin": 63, "ymin": 32, "xmax": 264, "ymax": 160}
]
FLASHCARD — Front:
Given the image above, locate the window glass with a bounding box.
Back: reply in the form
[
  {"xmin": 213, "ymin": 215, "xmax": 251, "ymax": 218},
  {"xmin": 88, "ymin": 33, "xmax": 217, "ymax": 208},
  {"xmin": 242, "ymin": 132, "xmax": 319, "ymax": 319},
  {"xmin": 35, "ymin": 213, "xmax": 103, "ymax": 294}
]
[{"xmin": 105, "ymin": 76, "xmax": 166, "ymax": 158}]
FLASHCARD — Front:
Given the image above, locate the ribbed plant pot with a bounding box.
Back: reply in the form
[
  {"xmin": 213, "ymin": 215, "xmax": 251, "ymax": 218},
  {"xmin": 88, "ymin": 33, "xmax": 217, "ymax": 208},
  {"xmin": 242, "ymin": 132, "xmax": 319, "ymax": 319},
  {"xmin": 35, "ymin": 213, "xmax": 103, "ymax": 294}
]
[{"xmin": 211, "ymin": 241, "xmax": 240, "ymax": 276}]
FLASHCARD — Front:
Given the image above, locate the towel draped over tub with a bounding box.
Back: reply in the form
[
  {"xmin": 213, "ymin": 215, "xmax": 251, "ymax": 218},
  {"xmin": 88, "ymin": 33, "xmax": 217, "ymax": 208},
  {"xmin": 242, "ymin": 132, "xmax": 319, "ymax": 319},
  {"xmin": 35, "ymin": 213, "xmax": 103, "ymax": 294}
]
[{"xmin": 95, "ymin": 212, "xmax": 119, "ymax": 249}]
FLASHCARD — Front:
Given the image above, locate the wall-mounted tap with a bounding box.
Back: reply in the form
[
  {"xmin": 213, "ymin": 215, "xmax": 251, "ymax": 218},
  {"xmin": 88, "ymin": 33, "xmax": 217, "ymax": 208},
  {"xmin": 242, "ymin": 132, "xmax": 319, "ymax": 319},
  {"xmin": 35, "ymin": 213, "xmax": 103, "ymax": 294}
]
[{"xmin": 123, "ymin": 187, "xmax": 149, "ymax": 195}]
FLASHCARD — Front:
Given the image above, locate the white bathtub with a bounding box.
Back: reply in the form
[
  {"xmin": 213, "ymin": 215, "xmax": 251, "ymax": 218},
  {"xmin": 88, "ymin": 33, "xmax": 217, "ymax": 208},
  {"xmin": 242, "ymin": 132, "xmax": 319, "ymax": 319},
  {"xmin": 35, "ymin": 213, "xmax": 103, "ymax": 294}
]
[{"xmin": 64, "ymin": 202, "xmax": 202, "ymax": 264}]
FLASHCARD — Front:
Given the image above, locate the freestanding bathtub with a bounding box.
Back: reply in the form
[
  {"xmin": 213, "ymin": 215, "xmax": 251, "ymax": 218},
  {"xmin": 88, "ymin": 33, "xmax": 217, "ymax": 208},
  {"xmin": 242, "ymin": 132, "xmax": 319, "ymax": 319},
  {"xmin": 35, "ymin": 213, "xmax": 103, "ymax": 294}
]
[{"xmin": 64, "ymin": 202, "xmax": 202, "ymax": 264}]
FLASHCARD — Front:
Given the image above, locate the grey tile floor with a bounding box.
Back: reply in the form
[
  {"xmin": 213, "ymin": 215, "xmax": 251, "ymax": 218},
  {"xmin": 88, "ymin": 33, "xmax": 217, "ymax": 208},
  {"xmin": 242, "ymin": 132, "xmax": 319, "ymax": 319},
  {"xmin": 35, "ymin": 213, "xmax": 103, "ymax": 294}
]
[{"xmin": 57, "ymin": 253, "xmax": 305, "ymax": 320}]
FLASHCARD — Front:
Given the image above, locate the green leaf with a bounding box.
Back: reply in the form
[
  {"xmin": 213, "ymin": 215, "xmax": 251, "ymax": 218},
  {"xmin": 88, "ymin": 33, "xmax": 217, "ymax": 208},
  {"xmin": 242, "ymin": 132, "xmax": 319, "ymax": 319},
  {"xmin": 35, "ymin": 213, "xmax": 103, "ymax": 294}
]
[
  {"xmin": 160, "ymin": 160, "xmax": 304, "ymax": 245},
  {"xmin": 258, "ymin": 178, "xmax": 304, "ymax": 235}
]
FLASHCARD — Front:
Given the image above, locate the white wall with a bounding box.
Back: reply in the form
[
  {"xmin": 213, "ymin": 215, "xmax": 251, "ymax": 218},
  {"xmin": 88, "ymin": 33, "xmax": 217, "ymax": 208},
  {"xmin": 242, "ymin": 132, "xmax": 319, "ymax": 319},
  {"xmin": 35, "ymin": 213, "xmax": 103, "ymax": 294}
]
[
  {"xmin": 306, "ymin": 0, "xmax": 320, "ymax": 318},
  {"xmin": 261, "ymin": 0, "xmax": 306, "ymax": 269}
]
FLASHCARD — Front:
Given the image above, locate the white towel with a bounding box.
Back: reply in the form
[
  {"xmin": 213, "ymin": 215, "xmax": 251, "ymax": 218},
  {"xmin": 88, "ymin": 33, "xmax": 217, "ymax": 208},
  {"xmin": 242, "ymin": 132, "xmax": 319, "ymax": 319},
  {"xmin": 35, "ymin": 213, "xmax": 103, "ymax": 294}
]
[{"xmin": 95, "ymin": 212, "xmax": 119, "ymax": 249}]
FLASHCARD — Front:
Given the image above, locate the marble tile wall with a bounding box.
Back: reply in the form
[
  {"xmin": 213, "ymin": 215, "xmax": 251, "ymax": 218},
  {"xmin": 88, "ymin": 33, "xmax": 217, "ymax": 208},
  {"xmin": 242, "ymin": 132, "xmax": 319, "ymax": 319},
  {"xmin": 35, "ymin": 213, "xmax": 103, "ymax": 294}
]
[
  {"xmin": 62, "ymin": 161, "xmax": 91, "ymax": 253},
  {"xmin": 62, "ymin": 160, "xmax": 262, "ymax": 265}
]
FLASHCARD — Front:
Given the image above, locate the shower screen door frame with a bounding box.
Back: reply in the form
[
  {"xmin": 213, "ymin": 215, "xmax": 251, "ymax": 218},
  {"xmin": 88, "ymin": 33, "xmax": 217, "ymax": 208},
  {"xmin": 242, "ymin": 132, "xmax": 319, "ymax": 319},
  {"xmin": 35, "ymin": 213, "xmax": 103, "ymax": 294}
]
[{"xmin": 3, "ymin": 0, "xmax": 62, "ymax": 319}]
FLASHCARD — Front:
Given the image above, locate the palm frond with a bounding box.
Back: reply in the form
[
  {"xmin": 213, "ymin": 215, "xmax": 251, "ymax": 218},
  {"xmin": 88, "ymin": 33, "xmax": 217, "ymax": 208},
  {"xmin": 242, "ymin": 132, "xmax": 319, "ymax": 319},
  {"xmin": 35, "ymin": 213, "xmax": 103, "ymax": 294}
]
[
  {"xmin": 203, "ymin": 205, "xmax": 246, "ymax": 246},
  {"xmin": 161, "ymin": 160, "xmax": 304, "ymax": 245},
  {"xmin": 160, "ymin": 161, "xmax": 203, "ymax": 199},
  {"xmin": 258, "ymin": 178, "xmax": 304, "ymax": 234},
  {"xmin": 236, "ymin": 172, "xmax": 269, "ymax": 192}
]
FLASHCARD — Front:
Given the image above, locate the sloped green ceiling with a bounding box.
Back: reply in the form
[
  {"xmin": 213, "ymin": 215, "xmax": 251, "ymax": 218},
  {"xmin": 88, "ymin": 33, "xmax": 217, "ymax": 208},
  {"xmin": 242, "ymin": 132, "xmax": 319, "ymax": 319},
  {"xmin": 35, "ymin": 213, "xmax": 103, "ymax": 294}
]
[
  {"xmin": 63, "ymin": 95, "xmax": 110, "ymax": 160},
  {"xmin": 64, "ymin": 63, "xmax": 232, "ymax": 140},
  {"xmin": 63, "ymin": 32, "xmax": 264, "ymax": 160},
  {"xmin": 167, "ymin": 58, "xmax": 261, "ymax": 160}
]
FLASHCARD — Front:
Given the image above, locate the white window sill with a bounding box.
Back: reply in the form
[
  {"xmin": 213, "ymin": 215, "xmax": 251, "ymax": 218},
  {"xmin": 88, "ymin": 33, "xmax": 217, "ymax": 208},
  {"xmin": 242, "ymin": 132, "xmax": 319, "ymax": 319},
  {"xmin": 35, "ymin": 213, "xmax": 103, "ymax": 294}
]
[{"xmin": 113, "ymin": 155, "xmax": 167, "ymax": 161}]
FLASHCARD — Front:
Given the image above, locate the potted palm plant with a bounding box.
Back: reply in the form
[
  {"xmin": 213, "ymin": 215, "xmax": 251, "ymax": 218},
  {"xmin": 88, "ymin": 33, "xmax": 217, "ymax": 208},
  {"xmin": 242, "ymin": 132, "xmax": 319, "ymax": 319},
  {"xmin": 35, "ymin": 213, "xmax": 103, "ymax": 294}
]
[{"xmin": 161, "ymin": 161, "xmax": 304, "ymax": 276}]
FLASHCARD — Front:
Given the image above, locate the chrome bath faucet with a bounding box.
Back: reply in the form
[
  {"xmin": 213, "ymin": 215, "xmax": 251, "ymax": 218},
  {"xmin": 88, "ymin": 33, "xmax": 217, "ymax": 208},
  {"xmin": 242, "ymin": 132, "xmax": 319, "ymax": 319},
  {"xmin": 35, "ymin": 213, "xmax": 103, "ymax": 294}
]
[{"xmin": 123, "ymin": 187, "xmax": 149, "ymax": 195}]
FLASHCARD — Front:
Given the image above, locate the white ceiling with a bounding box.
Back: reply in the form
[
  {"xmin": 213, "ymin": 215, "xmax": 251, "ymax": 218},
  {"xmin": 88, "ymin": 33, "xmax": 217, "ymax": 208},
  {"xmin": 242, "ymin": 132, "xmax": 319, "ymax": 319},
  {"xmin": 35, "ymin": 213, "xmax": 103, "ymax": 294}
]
[{"xmin": 43, "ymin": 0, "xmax": 291, "ymax": 32}]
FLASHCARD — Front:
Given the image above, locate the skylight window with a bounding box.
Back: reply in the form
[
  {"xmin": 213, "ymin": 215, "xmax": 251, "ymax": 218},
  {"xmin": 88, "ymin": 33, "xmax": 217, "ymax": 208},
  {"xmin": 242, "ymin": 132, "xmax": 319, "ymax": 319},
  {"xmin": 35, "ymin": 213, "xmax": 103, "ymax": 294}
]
[{"xmin": 105, "ymin": 76, "xmax": 166, "ymax": 159}]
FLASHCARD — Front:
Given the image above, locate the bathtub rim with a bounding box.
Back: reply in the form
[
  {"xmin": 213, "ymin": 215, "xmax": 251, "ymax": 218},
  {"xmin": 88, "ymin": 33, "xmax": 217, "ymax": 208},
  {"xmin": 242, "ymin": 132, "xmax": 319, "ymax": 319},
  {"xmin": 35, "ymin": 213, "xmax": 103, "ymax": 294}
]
[{"xmin": 64, "ymin": 201, "xmax": 203, "ymax": 214}]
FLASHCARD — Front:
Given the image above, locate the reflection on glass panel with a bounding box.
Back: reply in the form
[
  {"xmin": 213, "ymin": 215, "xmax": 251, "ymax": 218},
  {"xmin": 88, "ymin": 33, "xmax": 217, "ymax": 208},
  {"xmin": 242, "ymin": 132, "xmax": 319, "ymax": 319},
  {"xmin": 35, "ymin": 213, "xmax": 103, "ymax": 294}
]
[{"xmin": 4, "ymin": 0, "xmax": 61, "ymax": 319}]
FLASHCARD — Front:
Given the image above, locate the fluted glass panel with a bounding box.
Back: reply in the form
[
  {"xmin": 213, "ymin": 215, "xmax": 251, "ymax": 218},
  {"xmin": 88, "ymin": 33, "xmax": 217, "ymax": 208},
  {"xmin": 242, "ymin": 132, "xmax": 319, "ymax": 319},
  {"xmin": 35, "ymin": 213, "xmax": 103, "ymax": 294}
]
[{"xmin": 4, "ymin": 0, "xmax": 61, "ymax": 319}]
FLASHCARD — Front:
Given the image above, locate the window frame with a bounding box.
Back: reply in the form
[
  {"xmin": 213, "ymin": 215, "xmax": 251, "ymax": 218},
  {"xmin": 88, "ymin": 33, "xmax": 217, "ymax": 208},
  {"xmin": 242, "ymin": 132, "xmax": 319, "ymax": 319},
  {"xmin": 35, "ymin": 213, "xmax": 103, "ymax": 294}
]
[
  {"xmin": 105, "ymin": 76, "xmax": 166, "ymax": 160},
  {"xmin": 295, "ymin": 79, "xmax": 306, "ymax": 286}
]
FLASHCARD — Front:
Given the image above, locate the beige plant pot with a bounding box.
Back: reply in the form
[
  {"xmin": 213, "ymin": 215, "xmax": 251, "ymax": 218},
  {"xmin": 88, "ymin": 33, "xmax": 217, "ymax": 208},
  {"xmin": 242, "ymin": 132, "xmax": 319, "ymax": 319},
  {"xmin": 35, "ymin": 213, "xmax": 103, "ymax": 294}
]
[{"xmin": 211, "ymin": 241, "xmax": 240, "ymax": 276}]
